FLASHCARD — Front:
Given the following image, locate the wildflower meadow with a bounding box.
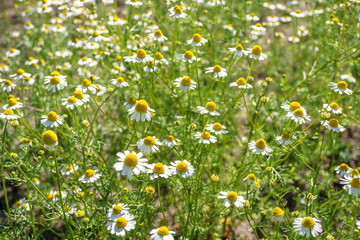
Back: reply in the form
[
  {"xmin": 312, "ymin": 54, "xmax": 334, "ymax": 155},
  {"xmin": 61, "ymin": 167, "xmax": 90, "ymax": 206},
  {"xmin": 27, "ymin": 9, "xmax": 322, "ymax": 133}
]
[{"xmin": 1, "ymin": 0, "xmax": 360, "ymax": 239}]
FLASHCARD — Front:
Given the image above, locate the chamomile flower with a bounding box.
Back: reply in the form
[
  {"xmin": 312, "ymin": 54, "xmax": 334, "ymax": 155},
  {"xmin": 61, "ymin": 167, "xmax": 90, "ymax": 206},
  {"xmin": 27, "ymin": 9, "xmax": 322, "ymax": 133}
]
[
  {"xmin": 294, "ymin": 217, "xmax": 322, "ymax": 238},
  {"xmin": 74, "ymin": 90, "xmax": 90, "ymax": 104},
  {"xmin": 147, "ymin": 162, "xmax": 172, "ymax": 180},
  {"xmin": 107, "ymin": 203, "xmax": 130, "ymax": 220},
  {"xmin": 88, "ymin": 31, "xmax": 109, "ymax": 43},
  {"xmin": 124, "ymin": 49, "xmax": 153, "ymax": 63},
  {"xmin": 335, "ymin": 163, "xmax": 351, "ymax": 176},
  {"xmin": 174, "ymin": 76, "xmax": 197, "ymax": 92},
  {"xmin": 329, "ymin": 81, "xmax": 353, "ymax": 95},
  {"xmin": 230, "ymin": 77, "xmax": 253, "ymax": 89},
  {"xmin": 44, "ymin": 71, "xmax": 67, "ymax": 92},
  {"xmin": 42, "ymin": 130, "xmax": 58, "ymax": 150},
  {"xmin": 0, "ymin": 79, "xmax": 16, "ymax": 92},
  {"xmin": 170, "ymin": 160, "xmax": 195, "ymax": 178},
  {"xmin": 69, "ymin": 186, "xmax": 82, "ymax": 195},
  {"xmin": 228, "ymin": 44, "xmax": 248, "ymax": 57},
  {"xmin": 276, "ymin": 133, "xmax": 297, "ymax": 146},
  {"xmin": 246, "ymin": 45, "xmax": 267, "ymax": 61},
  {"xmin": 248, "ymin": 138, "xmax": 272, "ymax": 155},
  {"xmin": 149, "ymin": 29, "xmax": 168, "ymax": 42},
  {"xmin": 272, "ymin": 207, "xmax": 285, "ymax": 222},
  {"xmin": 128, "ymin": 99, "xmax": 155, "ymax": 122},
  {"xmin": 16, "ymin": 200, "xmax": 30, "ymax": 212},
  {"xmin": 288, "ymin": 36, "xmax": 300, "ymax": 43},
  {"xmin": 245, "ymin": 13, "xmax": 260, "ymax": 22},
  {"xmin": 290, "ymin": 9, "xmax": 305, "ymax": 18},
  {"xmin": 169, "ymin": 5, "xmax": 187, "ymax": 19},
  {"xmin": 187, "ymin": 33, "xmax": 208, "ymax": 47},
  {"xmin": 14, "ymin": 198, "xmax": 27, "ymax": 210},
  {"xmin": 0, "ymin": 108, "xmax": 20, "ymax": 120},
  {"xmin": 341, "ymin": 174, "xmax": 360, "ymax": 196},
  {"xmin": 25, "ymin": 56, "xmax": 39, "ymax": 65},
  {"xmin": 321, "ymin": 119, "xmax": 345, "ymax": 132},
  {"xmin": 3, "ymin": 97, "xmax": 23, "ymax": 110},
  {"xmin": 79, "ymin": 169, "xmax": 102, "ymax": 183},
  {"xmin": 62, "ymin": 96, "xmax": 82, "ymax": 109},
  {"xmin": 197, "ymin": 101, "xmax": 220, "ymax": 116},
  {"xmin": 206, "ymin": 123, "xmax": 228, "ymax": 135},
  {"xmin": 218, "ymin": 191, "xmax": 246, "ymax": 208},
  {"xmin": 162, "ymin": 135, "xmax": 180, "ymax": 147},
  {"xmin": 113, "ymin": 151, "xmax": 148, "ymax": 178},
  {"xmin": 205, "ymin": 65, "xmax": 227, "ymax": 79},
  {"xmin": 110, "ymin": 77, "xmax": 129, "ymax": 88},
  {"xmin": 286, "ymin": 108, "xmax": 311, "ymax": 124},
  {"xmin": 194, "ymin": 131, "xmax": 217, "ymax": 144},
  {"xmin": 108, "ymin": 16, "xmax": 126, "ymax": 26},
  {"xmin": 137, "ymin": 136, "xmax": 162, "ymax": 154},
  {"xmin": 323, "ymin": 102, "xmax": 342, "ymax": 114},
  {"xmin": 76, "ymin": 79, "xmax": 97, "ymax": 94},
  {"xmin": 123, "ymin": 97, "xmax": 137, "ymax": 109},
  {"xmin": 63, "ymin": 204, "xmax": 77, "ymax": 216},
  {"xmin": 78, "ymin": 56, "xmax": 97, "ymax": 67},
  {"xmin": 94, "ymin": 84, "xmax": 107, "ymax": 96},
  {"xmin": 41, "ymin": 111, "xmax": 64, "ymax": 128},
  {"xmin": 32, "ymin": 177, "xmax": 40, "ymax": 186},
  {"xmin": 23, "ymin": 76, "xmax": 35, "ymax": 85},
  {"xmin": 281, "ymin": 101, "xmax": 306, "ymax": 113},
  {"xmin": 107, "ymin": 213, "xmax": 136, "ymax": 236},
  {"xmin": 150, "ymin": 226, "xmax": 175, "ymax": 240},
  {"xmin": 6, "ymin": 48, "xmax": 20, "ymax": 57},
  {"xmin": 154, "ymin": 52, "xmax": 169, "ymax": 65},
  {"xmin": 177, "ymin": 50, "xmax": 201, "ymax": 63},
  {"xmin": 340, "ymin": 73, "xmax": 356, "ymax": 83},
  {"xmin": 61, "ymin": 164, "xmax": 79, "ymax": 176},
  {"xmin": 125, "ymin": 0, "xmax": 143, "ymax": 6}
]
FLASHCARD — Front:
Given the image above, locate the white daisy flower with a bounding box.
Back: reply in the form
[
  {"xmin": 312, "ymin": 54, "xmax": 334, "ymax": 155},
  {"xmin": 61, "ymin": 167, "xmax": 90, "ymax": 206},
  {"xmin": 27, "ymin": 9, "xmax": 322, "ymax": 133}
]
[
  {"xmin": 323, "ymin": 102, "xmax": 342, "ymax": 114},
  {"xmin": 47, "ymin": 190, "xmax": 67, "ymax": 202},
  {"xmin": 32, "ymin": 177, "xmax": 40, "ymax": 186},
  {"xmin": 177, "ymin": 50, "xmax": 201, "ymax": 63},
  {"xmin": 113, "ymin": 151, "xmax": 148, "ymax": 178},
  {"xmin": 63, "ymin": 204, "xmax": 77, "ymax": 216},
  {"xmin": 340, "ymin": 73, "xmax": 356, "ymax": 83},
  {"xmin": 6, "ymin": 48, "xmax": 20, "ymax": 57},
  {"xmin": 321, "ymin": 119, "xmax": 345, "ymax": 132},
  {"xmin": 194, "ymin": 131, "xmax": 217, "ymax": 144},
  {"xmin": 243, "ymin": 173, "xmax": 257, "ymax": 185},
  {"xmin": 187, "ymin": 33, "xmax": 208, "ymax": 47},
  {"xmin": 0, "ymin": 109, "xmax": 20, "ymax": 120},
  {"xmin": 263, "ymin": 2, "xmax": 276, "ymax": 10},
  {"xmin": 125, "ymin": 0, "xmax": 143, "ymax": 6},
  {"xmin": 329, "ymin": 81, "xmax": 353, "ymax": 95},
  {"xmin": 60, "ymin": 164, "xmax": 79, "ymax": 176},
  {"xmin": 280, "ymin": 15, "xmax": 292, "ymax": 23},
  {"xmin": 0, "ymin": 79, "xmax": 16, "ymax": 92},
  {"xmin": 41, "ymin": 111, "xmax": 64, "ymax": 128},
  {"xmin": 245, "ymin": 45, "xmax": 267, "ymax": 61},
  {"xmin": 154, "ymin": 52, "xmax": 169, "ymax": 65},
  {"xmin": 76, "ymin": 79, "xmax": 97, "ymax": 94},
  {"xmin": 286, "ymin": 108, "xmax": 311, "ymax": 124},
  {"xmin": 174, "ymin": 76, "xmax": 197, "ymax": 92},
  {"xmin": 206, "ymin": 123, "xmax": 228, "ymax": 135},
  {"xmin": 124, "ymin": 49, "xmax": 154, "ymax": 64},
  {"xmin": 147, "ymin": 162, "xmax": 172, "ymax": 180},
  {"xmin": 78, "ymin": 56, "xmax": 97, "ymax": 67},
  {"xmin": 128, "ymin": 99, "xmax": 155, "ymax": 122},
  {"xmin": 3, "ymin": 97, "xmax": 23, "ymax": 110},
  {"xmin": 162, "ymin": 135, "xmax": 181, "ymax": 147},
  {"xmin": 107, "ymin": 203, "xmax": 130, "ymax": 221},
  {"xmin": 79, "ymin": 169, "xmax": 102, "ymax": 183},
  {"xmin": 275, "ymin": 133, "xmax": 297, "ymax": 146},
  {"xmin": 44, "ymin": 73, "xmax": 67, "ymax": 92},
  {"xmin": 281, "ymin": 101, "xmax": 307, "ymax": 113},
  {"xmin": 218, "ymin": 191, "xmax": 246, "ymax": 208},
  {"xmin": 111, "ymin": 77, "xmax": 129, "ymax": 88},
  {"xmin": 169, "ymin": 5, "xmax": 187, "ymax": 19},
  {"xmin": 205, "ymin": 65, "xmax": 227, "ymax": 79},
  {"xmin": 25, "ymin": 56, "xmax": 39, "ymax": 65},
  {"xmin": 248, "ymin": 138, "xmax": 272, "ymax": 155},
  {"xmin": 293, "ymin": 217, "xmax": 322, "ymax": 238},
  {"xmin": 88, "ymin": 31, "xmax": 109, "ymax": 43},
  {"xmin": 42, "ymin": 130, "xmax": 58, "ymax": 150},
  {"xmin": 230, "ymin": 77, "xmax": 253, "ymax": 89},
  {"xmin": 69, "ymin": 185, "xmax": 82, "ymax": 195},
  {"xmin": 272, "ymin": 207, "xmax": 285, "ymax": 222},
  {"xmin": 335, "ymin": 163, "xmax": 351, "ymax": 176},
  {"xmin": 197, "ymin": 101, "xmax": 220, "ymax": 116},
  {"xmin": 290, "ymin": 9, "xmax": 305, "ymax": 18},
  {"xmin": 150, "ymin": 226, "xmax": 175, "ymax": 240},
  {"xmin": 14, "ymin": 198, "xmax": 29, "ymax": 211},
  {"xmin": 288, "ymin": 36, "xmax": 300, "ymax": 43},
  {"xmin": 137, "ymin": 136, "xmax": 162, "ymax": 154},
  {"xmin": 23, "ymin": 75, "xmax": 35, "ymax": 86},
  {"xmin": 149, "ymin": 29, "xmax": 168, "ymax": 42},
  {"xmin": 245, "ymin": 13, "xmax": 260, "ymax": 22},
  {"xmin": 169, "ymin": 160, "xmax": 195, "ymax": 178},
  {"xmin": 68, "ymin": 38, "xmax": 83, "ymax": 48},
  {"xmin": 123, "ymin": 97, "xmax": 137, "ymax": 110},
  {"xmin": 298, "ymin": 26, "xmax": 309, "ymax": 36},
  {"xmin": 61, "ymin": 96, "xmax": 82, "ymax": 110},
  {"xmin": 228, "ymin": 44, "xmax": 248, "ymax": 57},
  {"xmin": 108, "ymin": 16, "xmax": 126, "ymax": 26},
  {"xmin": 73, "ymin": 90, "xmax": 90, "ymax": 105},
  {"xmin": 326, "ymin": 17, "xmax": 342, "ymax": 26},
  {"xmin": 107, "ymin": 213, "xmax": 136, "ymax": 237}
]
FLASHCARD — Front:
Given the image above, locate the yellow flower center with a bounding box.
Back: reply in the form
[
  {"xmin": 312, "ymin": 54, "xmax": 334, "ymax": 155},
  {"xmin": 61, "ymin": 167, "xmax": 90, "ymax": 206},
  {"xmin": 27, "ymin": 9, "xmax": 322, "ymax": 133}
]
[
  {"xmin": 4, "ymin": 80, "xmax": 12, "ymax": 86},
  {"xmin": 135, "ymin": 99, "xmax": 149, "ymax": 113},
  {"xmin": 128, "ymin": 97, "xmax": 137, "ymax": 105},
  {"xmin": 74, "ymin": 90, "xmax": 84, "ymax": 100},
  {"xmin": 84, "ymin": 169, "xmax": 95, "ymax": 178},
  {"xmin": 251, "ymin": 45, "xmax": 262, "ymax": 56},
  {"xmin": 255, "ymin": 139, "xmax": 266, "ymax": 149},
  {"xmin": 116, "ymin": 217, "xmax": 127, "ymax": 228},
  {"xmin": 10, "ymin": 48, "xmax": 16, "ymax": 53},
  {"xmin": 28, "ymin": 56, "xmax": 34, "ymax": 61},
  {"xmin": 167, "ymin": 135, "xmax": 175, "ymax": 141},
  {"xmin": 47, "ymin": 111, "xmax": 58, "ymax": 121},
  {"xmin": 272, "ymin": 207, "xmax": 284, "ymax": 216},
  {"xmin": 136, "ymin": 49, "xmax": 146, "ymax": 59},
  {"xmin": 176, "ymin": 162, "xmax": 188, "ymax": 172},
  {"xmin": 112, "ymin": 205, "xmax": 123, "ymax": 215},
  {"xmin": 213, "ymin": 122, "xmax": 222, "ymax": 131},
  {"xmin": 46, "ymin": 193, "xmax": 54, "ymax": 201},
  {"xmin": 205, "ymin": 101, "xmax": 216, "ymax": 111},
  {"xmin": 236, "ymin": 78, "xmax": 246, "ymax": 85},
  {"xmin": 332, "ymin": 17, "xmax": 339, "ymax": 24},
  {"xmin": 82, "ymin": 56, "xmax": 88, "ymax": 61},
  {"xmin": 153, "ymin": 162, "xmax": 165, "ymax": 174},
  {"xmin": 255, "ymin": 23, "xmax": 263, "ymax": 27},
  {"xmin": 4, "ymin": 109, "xmax": 14, "ymax": 115},
  {"xmin": 82, "ymin": 79, "xmax": 91, "ymax": 87},
  {"xmin": 329, "ymin": 102, "xmax": 339, "ymax": 109},
  {"xmin": 155, "ymin": 52, "xmax": 163, "ymax": 60},
  {"xmin": 350, "ymin": 178, "xmax": 360, "ymax": 189},
  {"xmin": 116, "ymin": 77, "xmax": 125, "ymax": 83},
  {"xmin": 16, "ymin": 68, "xmax": 25, "ymax": 75},
  {"xmin": 350, "ymin": 169, "xmax": 360, "ymax": 176},
  {"xmin": 66, "ymin": 165, "xmax": 73, "ymax": 171},
  {"xmin": 24, "ymin": 77, "xmax": 31, "ymax": 82},
  {"xmin": 328, "ymin": 118, "xmax": 339, "ymax": 128},
  {"xmin": 235, "ymin": 44, "xmax": 244, "ymax": 51},
  {"xmin": 337, "ymin": 81, "xmax": 347, "ymax": 89},
  {"xmin": 67, "ymin": 97, "xmax": 77, "ymax": 104},
  {"xmin": 144, "ymin": 136, "xmax": 155, "ymax": 146},
  {"xmin": 42, "ymin": 130, "xmax": 58, "ymax": 145},
  {"xmin": 50, "ymin": 77, "xmax": 60, "ymax": 85},
  {"xmin": 21, "ymin": 203, "xmax": 28, "ymax": 209},
  {"xmin": 8, "ymin": 98, "xmax": 17, "ymax": 106},
  {"xmin": 201, "ymin": 131, "xmax": 211, "ymax": 140},
  {"xmin": 295, "ymin": 9, "xmax": 301, "ymax": 14},
  {"xmin": 174, "ymin": 6, "xmax": 183, "ymax": 14},
  {"xmin": 64, "ymin": 205, "xmax": 71, "ymax": 212},
  {"xmin": 302, "ymin": 217, "xmax": 315, "ymax": 228},
  {"xmin": 213, "ymin": 65, "xmax": 222, "ymax": 72},
  {"xmin": 339, "ymin": 163, "xmax": 349, "ymax": 171},
  {"xmin": 184, "ymin": 50, "xmax": 194, "ymax": 59},
  {"xmin": 289, "ymin": 102, "xmax": 301, "ymax": 111},
  {"xmin": 124, "ymin": 153, "xmax": 138, "ymax": 168},
  {"xmin": 293, "ymin": 108, "xmax": 304, "ymax": 117},
  {"xmin": 154, "ymin": 29, "xmax": 163, "ymax": 37},
  {"xmin": 92, "ymin": 31, "xmax": 99, "ymax": 37},
  {"xmin": 15, "ymin": 201, "xmax": 22, "ymax": 207},
  {"xmin": 56, "ymin": 24, "xmax": 62, "ymax": 29},
  {"xmin": 227, "ymin": 191, "xmax": 238, "ymax": 201},
  {"xmin": 281, "ymin": 133, "xmax": 291, "ymax": 140},
  {"xmin": 180, "ymin": 76, "xmax": 192, "ymax": 86},
  {"xmin": 193, "ymin": 34, "xmax": 202, "ymax": 42},
  {"xmin": 51, "ymin": 71, "xmax": 60, "ymax": 76},
  {"xmin": 157, "ymin": 226, "xmax": 170, "ymax": 236}
]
